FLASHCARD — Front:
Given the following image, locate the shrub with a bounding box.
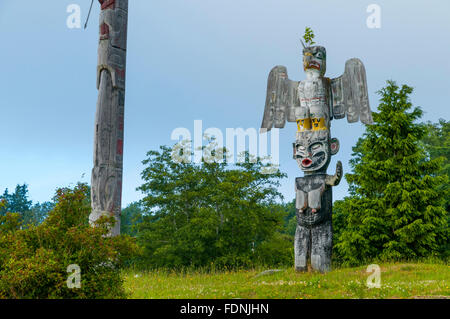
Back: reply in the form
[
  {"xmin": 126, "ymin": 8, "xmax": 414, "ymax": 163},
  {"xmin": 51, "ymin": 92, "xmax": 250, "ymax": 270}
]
[
  {"xmin": 0, "ymin": 183, "xmax": 140, "ymax": 299},
  {"xmin": 254, "ymin": 232, "xmax": 294, "ymax": 267}
]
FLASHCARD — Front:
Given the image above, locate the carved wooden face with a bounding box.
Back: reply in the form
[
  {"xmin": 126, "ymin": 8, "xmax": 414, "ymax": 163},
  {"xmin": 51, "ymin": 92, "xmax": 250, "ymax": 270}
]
[
  {"xmin": 303, "ymin": 46, "xmax": 326, "ymax": 76},
  {"xmin": 294, "ymin": 131, "xmax": 336, "ymax": 172}
]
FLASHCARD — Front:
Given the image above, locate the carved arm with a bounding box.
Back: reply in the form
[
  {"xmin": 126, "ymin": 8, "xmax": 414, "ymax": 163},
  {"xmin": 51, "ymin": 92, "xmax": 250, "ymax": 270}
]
[{"xmin": 325, "ymin": 161, "xmax": 342, "ymax": 186}]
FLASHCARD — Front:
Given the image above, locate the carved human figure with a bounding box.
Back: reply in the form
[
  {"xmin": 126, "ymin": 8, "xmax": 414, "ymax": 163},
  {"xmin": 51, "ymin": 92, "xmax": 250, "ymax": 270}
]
[
  {"xmin": 293, "ymin": 130, "xmax": 341, "ymax": 272},
  {"xmin": 261, "ymin": 40, "xmax": 372, "ymax": 272}
]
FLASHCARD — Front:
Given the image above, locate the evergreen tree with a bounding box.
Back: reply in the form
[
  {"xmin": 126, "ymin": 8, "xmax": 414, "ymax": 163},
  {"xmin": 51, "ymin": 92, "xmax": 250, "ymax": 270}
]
[
  {"xmin": 8, "ymin": 184, "xmax": 32, "ymax": 213},
  {"xmin": 0, "ymin": 184, "xmax": 32, "ymax": 220},
  {"xmin": 422, "ymin": 119, "xmax": 449, "ymax": 211},
  {"xmin": 421, "ymin": 119, "xmax": 450, "ymax": 256},
  {"xmin": 335, "ymin": 81, "xmax": 448, "ymax": 265},
  {"xmin": 422, "ymin": 119, "xmax": 449, "ymax": 178},
  {"xmin": 0, "ymin": 184, "xmax": 53, "ymax": 226}
]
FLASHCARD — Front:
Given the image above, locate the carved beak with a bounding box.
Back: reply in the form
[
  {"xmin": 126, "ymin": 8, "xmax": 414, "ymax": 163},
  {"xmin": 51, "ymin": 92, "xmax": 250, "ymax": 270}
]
[{"xmin": 301, "ymin": 39, "xmax": 306, "ymax": 49}]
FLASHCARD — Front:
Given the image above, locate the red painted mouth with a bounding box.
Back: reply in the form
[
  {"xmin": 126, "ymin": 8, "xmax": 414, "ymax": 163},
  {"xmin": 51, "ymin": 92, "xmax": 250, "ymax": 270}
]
[
  {"xmin": 302, "ymin": 158, "xmax": 312, "ymax": 167},
  {"xmin": 307, "ymin": 61, "xmax": 321, "ymax": 70}
]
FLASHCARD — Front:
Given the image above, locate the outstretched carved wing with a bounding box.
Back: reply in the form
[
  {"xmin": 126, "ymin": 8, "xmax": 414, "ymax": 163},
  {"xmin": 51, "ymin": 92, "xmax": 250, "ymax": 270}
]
[
  {"xmin": 330, "ymin": 58, "xmax": 373, "ymax": 124},
  {"xmin": 260, "ymin": 66, "xmax": 299, "ymax": 132}
]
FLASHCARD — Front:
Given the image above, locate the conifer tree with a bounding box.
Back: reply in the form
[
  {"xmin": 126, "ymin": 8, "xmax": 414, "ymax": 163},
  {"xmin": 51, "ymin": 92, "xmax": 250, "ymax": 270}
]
[{"xmin": 335, "ymin": 81, "xmax": 448, "ymax": 265}]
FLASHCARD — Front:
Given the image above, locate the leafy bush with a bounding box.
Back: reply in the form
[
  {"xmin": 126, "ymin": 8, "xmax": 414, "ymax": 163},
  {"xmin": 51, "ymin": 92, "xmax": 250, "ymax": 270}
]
[
  {"xmin": 254, "ymin": 232, "xmax": 294, "ymax": 267},
  {"xmin": 0, "ymin": 183, "xmax": 140, "ymax": 299}
]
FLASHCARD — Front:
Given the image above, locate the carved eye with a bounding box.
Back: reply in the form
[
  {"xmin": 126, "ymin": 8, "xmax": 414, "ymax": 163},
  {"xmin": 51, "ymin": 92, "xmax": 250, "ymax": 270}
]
[
  {"xmin": 297, "ymin": 145, "xmax": 306, "ymax": 152},
  {"xmin": 311, "ymin": 143, "xmax": 321, "ymax": 151}
]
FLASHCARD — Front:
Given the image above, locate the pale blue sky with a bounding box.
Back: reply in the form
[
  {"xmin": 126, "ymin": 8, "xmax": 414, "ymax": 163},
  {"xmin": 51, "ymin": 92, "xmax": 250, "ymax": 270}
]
[{"xmin": 1, "ymin": 0, "xmax": 449, "ymax": 207}]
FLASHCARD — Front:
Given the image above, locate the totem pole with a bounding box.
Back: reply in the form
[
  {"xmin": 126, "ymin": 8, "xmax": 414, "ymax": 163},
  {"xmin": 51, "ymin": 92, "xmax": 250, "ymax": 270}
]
[
  {"xmin": 90, "ymin": 0, "xmax": 128, "ymax": 236},
  {"xmin": 260, "ymin": 32, "xmax": 373, "ymax": 272}
]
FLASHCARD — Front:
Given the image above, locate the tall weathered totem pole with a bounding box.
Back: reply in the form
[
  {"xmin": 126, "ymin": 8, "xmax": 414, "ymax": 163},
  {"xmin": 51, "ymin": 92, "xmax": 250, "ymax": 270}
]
[
  {"xmin": 90, "ymin": 0, "xmax": 128, "ymax": 236},
  {"xmin": 260, "ymin": 35, "xmax": 373, "ymax": 272}
]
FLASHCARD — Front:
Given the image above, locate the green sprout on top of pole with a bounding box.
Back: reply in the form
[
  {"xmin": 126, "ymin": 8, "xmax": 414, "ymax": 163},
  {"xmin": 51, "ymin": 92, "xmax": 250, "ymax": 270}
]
[{"xmin": 302, "ymin": 27, "xmax": 316, "ymax": 47}]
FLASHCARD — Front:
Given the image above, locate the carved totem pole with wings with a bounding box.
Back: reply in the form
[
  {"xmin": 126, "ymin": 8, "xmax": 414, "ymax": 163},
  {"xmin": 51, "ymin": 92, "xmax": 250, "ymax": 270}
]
[{"xmin": 260, "ymin": 35, "xmax": 373, "ymax": 272}]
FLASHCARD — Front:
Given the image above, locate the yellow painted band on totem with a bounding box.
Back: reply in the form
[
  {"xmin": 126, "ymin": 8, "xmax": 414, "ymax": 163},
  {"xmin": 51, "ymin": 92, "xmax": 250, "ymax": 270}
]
[
  {"xmin": 296, "ymin": 118, "xmax": 312, "ymax": 132},
  {"xmin": 311, "ymin": 117, "xmax": 327, "ymax": 131}
]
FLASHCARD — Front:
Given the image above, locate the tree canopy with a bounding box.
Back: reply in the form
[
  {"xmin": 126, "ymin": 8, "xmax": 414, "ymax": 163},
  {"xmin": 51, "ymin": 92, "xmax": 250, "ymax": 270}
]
[
  {"xmin": 0, "ymin": 184, "xmax": 54, "ymax": 227},
  {"xmin": 135, "ymin": 143, "xmax": 292, "ymax": 268}
]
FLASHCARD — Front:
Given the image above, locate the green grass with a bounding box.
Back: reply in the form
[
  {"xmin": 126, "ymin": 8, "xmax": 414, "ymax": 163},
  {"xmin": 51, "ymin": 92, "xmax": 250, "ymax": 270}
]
[{"xmin": 123, "ymin": 262, "xmax": 450, "ymax": 299}]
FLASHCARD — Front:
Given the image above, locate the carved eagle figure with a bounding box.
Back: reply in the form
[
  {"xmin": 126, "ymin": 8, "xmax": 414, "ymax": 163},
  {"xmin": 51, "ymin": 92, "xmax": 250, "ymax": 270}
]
[{"xmin": 260, "ymin": 45, "xmax": 373, "ymax": 132}]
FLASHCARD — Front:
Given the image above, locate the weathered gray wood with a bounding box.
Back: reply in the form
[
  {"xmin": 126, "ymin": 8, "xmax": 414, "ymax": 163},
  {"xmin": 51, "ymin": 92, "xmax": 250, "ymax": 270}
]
[
  {"xmin": 294, "ymin": 174, "xmax": 333, "ymax": 273},
  {"xmin": 345, "ymin": 59, "xmax": 372, "ymax": 124},
  {"xmin": 261, "ymin": 43, "xmax": 372, "ymax": 272},
  {"xmin": 330, "ymin": 76, "xmax": 345, "ymax": 119},
  {"xmin": 260, "ymin": 66, "xmax": 299, "ymax": 132},
  {"xmin": 90, "ymin": 0, "xmax": 128, "ymax": 236},
  {"xmin": 331, "ymin": 58, "xmax": 373, "ymax": 124}
]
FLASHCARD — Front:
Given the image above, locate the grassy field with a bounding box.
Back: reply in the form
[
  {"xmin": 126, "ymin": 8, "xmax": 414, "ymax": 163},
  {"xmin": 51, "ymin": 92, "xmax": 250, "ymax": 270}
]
[{"xmin": 123, "ymin": 262, "xmax": 449, "ymax": 299}]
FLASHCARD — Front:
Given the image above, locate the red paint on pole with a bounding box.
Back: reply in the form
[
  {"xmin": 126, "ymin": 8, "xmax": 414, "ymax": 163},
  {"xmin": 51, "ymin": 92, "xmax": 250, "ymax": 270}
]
[
  {"xmin": 99, "ymin": 0, "xmax": 115, "ymax": 10},
  {"xmin": 117, "ymin": 139, "xmax": 123, "ymax": 155},
  {"xmin": 100, "ymin": 23, "xmax": 110, "ymax": 40},
  {"xmin": 115, "ymin": 68, "xmax": 125, "ymax": 80},
  {"xmin": 118, "ymin": 116, "xmax": 124, "ymax": 131}
]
